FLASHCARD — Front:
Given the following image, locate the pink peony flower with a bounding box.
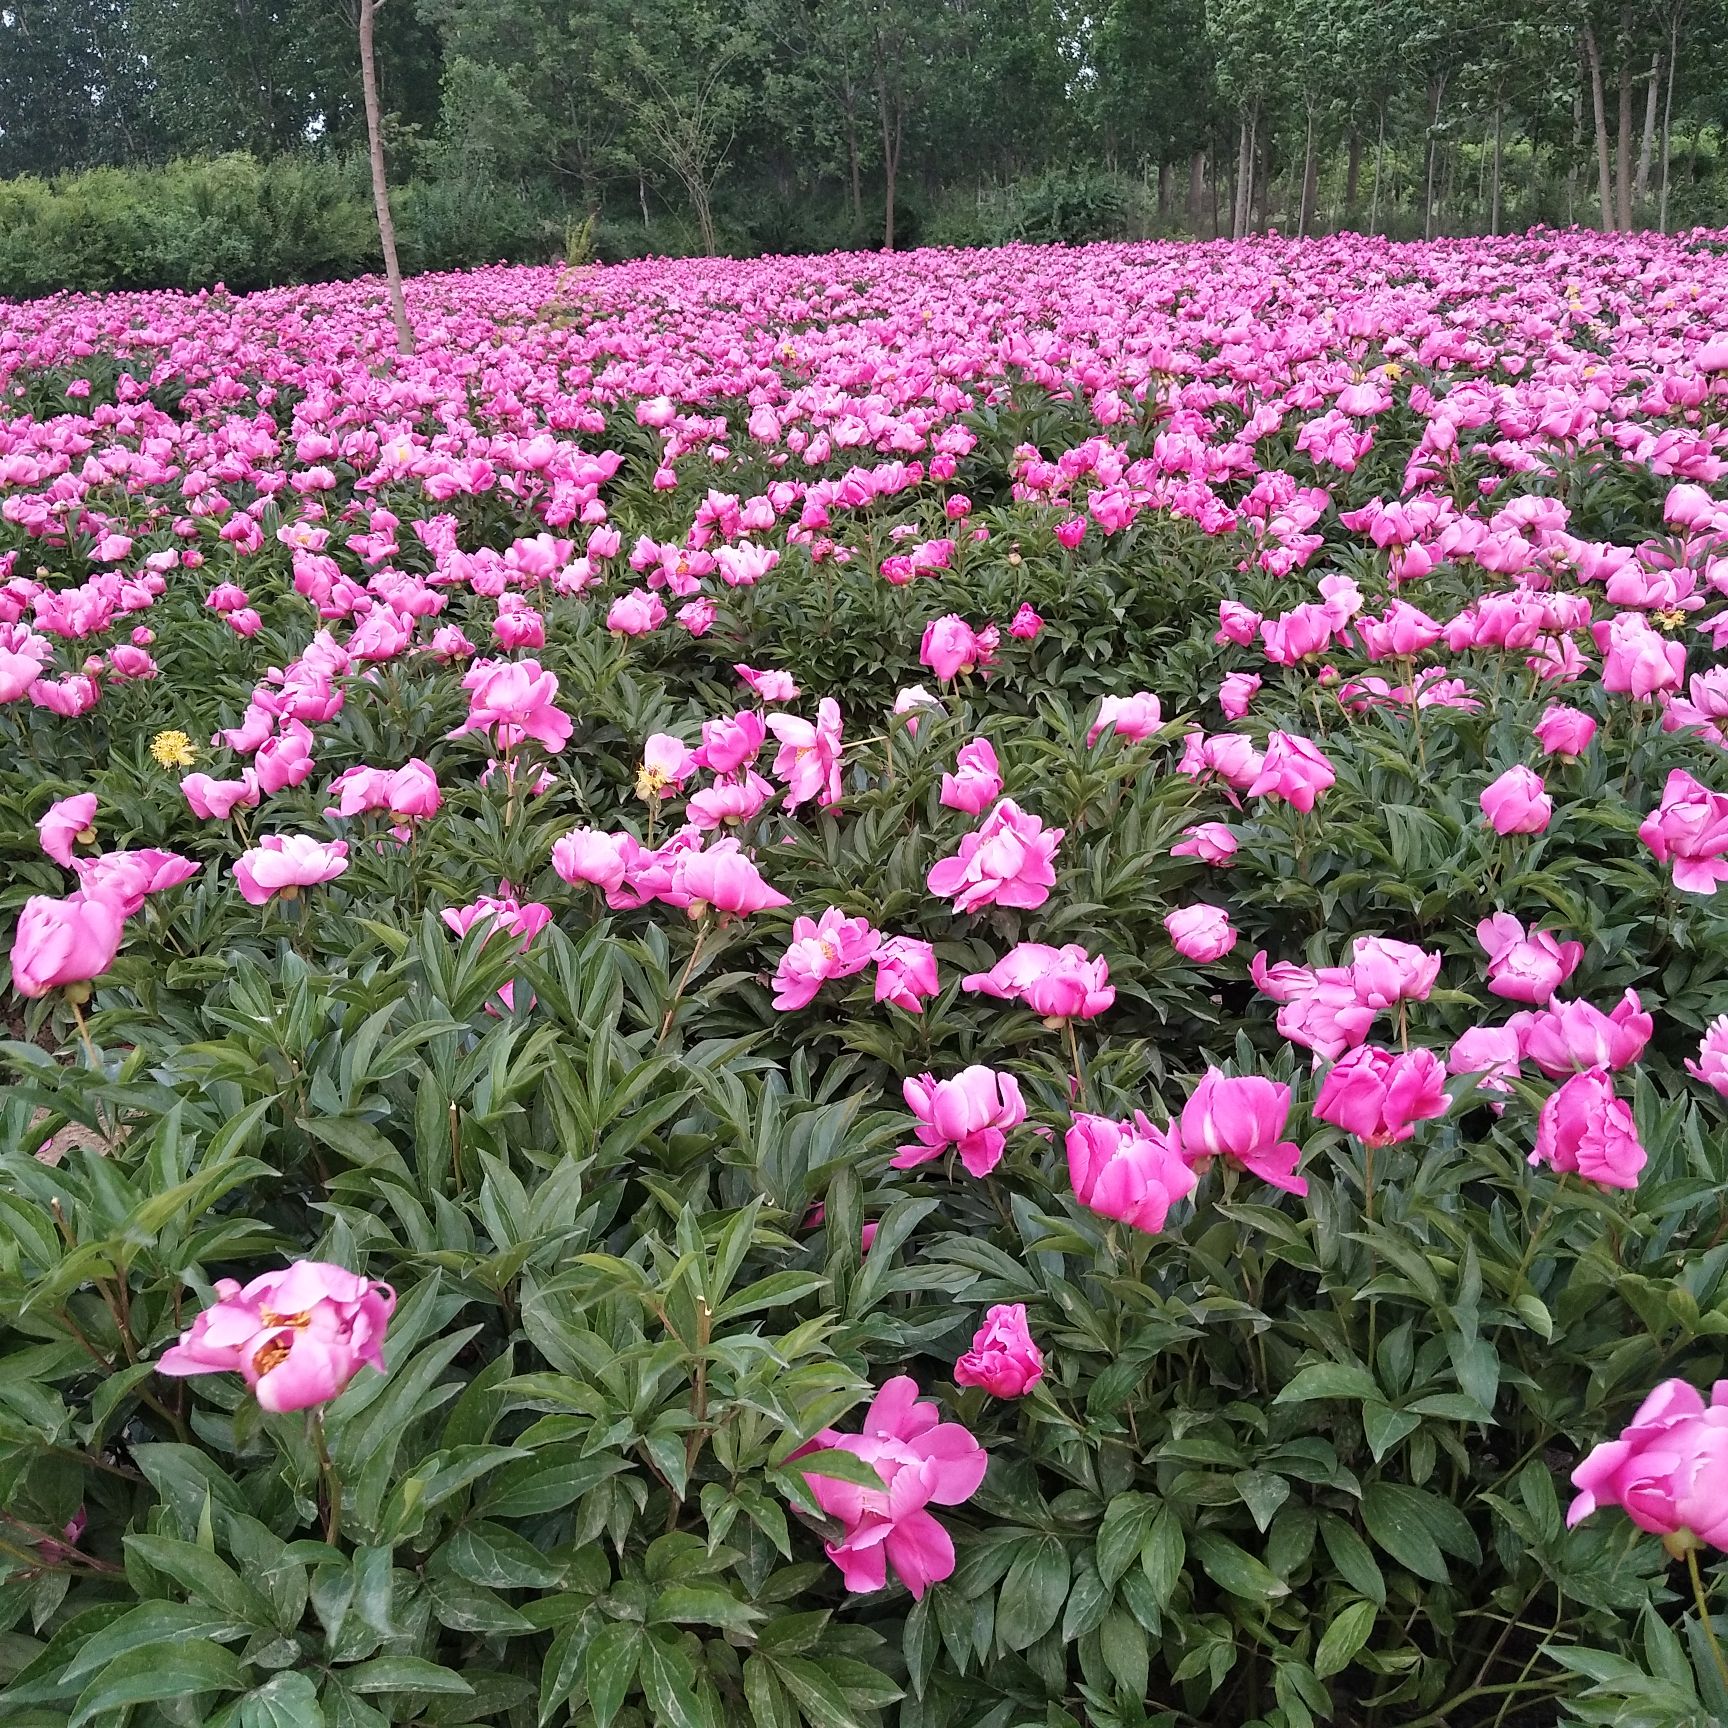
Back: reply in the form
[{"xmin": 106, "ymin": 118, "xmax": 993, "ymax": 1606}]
[
  {"xmin": 1514, "ymin": 990, "xmax": 1653, "ymax": 1077},
  {"xmin": 1533, "ymin": 703, "xmax": 1598, "ymax": 759},
  {"xmin": 874, "ymin": 935, "xmax": 939, "ymax": 1013},
  {"xmin": 1066, "ymin": 1110, "xmax": 1197, "ymax": 1233},
  {"xmin": 607, "ymin": 589, "xmax": 667, "ymax": 636},
  {"xmin": 1568, "ymin": 1379, "xmax": 1728, "ymax": 1550},
  {"xmin": 939, "ymin": 739, "xmax": 1003, "ymax": 814},
  {"xmin": 1349, "ymin": 936, "xmax": 1442, "ymax": 1009},
  {"xmin": 1314, "ymin": 1045, "xmax": 1450, "ymax": 1147},
  {"xmin": 1475, "ymin": 913, "xmax": 1583, "ymax": 1005},
  {"xmin": 1178, "ymin": 1069, "xmax": 1305, "ymax": 1194},
  {"xmin": 1639, "ymin": 769, "xmax": 1728, "ymax": 893},
  {"xmin": 1088, "ymin": 692, "xmax": 1163, "ymax": 746},
  {"xmin": 772, "ymin": 908, "xmax": 881, "ymax": 1011},
  {"xmin": 1248, "ymin": 731, "xmax": 1336, "ymax": 812},
  {"xmin": 637, "ymin": 733, "xmax": 697, "ymax": 802},
  {"xmin": 792, "ymin": 1377, "xmax": 986, "ymax": 1597},
  {"xmin": 449, "ymin": 659, "xmax": 572, "ymax": 754},
  {"xmin": 671, "ymin": 838, "xmax": 790, "ymax": 918},
  {"xmin": 687, "ymin": 772, "xmax": 775, "ymax": 830},
  {"xmin": 735, "ymin": 664, "xmax": 799, "ymax": 702},
  {"xmin": 1172, "ymin": 822, "xmax": 1238, "ymax": 866},
  {"xmin": 926, "ymin": 798, "xmax": 1062, "ymax": 914},
  {"xmin": 9, "ymin": 891, "xmax": 127, "ymax": 999},
  {"xmin": 1686, "ymin": 1015, "xmax": 1728, "ymax": 1097},
  {"xmin": 37, "ymin": 793, "xmax": 97, "ymax": 867},
  {"xmin": 182, "ymin": 771, "xmax": 261, "ymax": 821},
  {"xmin": 157, "ymin": 1259, "xmax": 395, "ymax": 1414},
  {"xmin": 767, "ymin": 699, "xmax": 844, "ymax": 812},
  {"xmin": 1008, "ymin": 604, "xmax": 1044, "ymax": 640},
  {"xmin": 73, "ymin": 850, "xmax": 198, "ymax": 917},
  {"xmin": 693, "ymin": 711, "xmax": 767, "ymax": 776},
  {"xmin": 232, "ymin": 835, "xmax": 349, "ymax": 905},
  {"xmin": 1532, "ymin": 1067, "xmax": 1646, "ymax": 1190},
  {"xmin": 893, "ymin": 1065, "xmax": 1026, "ymax": 1177},
  {"xmin": 1165, "ymin": 904, "xmax": 1237, "ymax": 962},
  {"xmin": 1218, "ymin": 673, "xmax": 1261, "ymax": 720},
  {"xmin": 920, "ymin": 616, "xmax": 990, "ymax": 682},
  {"xmin": 1480, "ymin": 765, "xmax": 1553, "ymax": 835},
  {"xmin": 551, "ymin": 828, "xmax": 645, "ymax": 908},
  {"xmin": 953, "ymin": 1303, "xmax": 1044, "ymax": 1398},
  {"xmin": 1448, "ymin": 1024, "xmax": 1523, "ymax": 1098}
]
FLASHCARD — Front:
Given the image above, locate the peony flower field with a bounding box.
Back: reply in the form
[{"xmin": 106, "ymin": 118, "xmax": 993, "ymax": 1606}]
[{"xmin": 8, "ymin": 228, "xmax": 1728, "ymax": 1724}]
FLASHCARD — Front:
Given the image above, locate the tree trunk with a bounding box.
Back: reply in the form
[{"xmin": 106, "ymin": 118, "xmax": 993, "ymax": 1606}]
[
  {"xmin": 1614, "ymin": 7, "xmax": 1634, "ymax": 231},
  {"xmin": 844, "ymin": 88, "xmax": 861, "ymax": 222},
  {"xmin": 1188, "ymin": 150, "xmax": 1206, "ymax": 232},
  {"xmin": 1253, "ymin": 126, "xmax": 1270, "ymax": 233},
  {"xmin": 1659, "ymin": 9, "xmax": 1680, "ymax": 231},
  {"xmin": 1635, "ymin": 54, "xmax": 1659, "ymax": 204},
  {"xmin": 1583, "ymin": 26, "xmax": 1616, "ymax": 230},
  {"xmin": 1491, "ymin": 102, "xmax": 1504, "ymax": 235},
  {"xmin": 1370, "ymin": 102, "xmax": 1386, "ymax": 234},
  {"xmin": 1345, "ymin": 132, "xmax": 1362, "ymax": 217},
  {"xmin": 874, "ymin": 29, "xmax": 900, "ymax": 250},
  {"xmin": 1422, "ymin": 73, "xmax": 1447, "ymax": 241},
  {"xmin": 1233, "ymin": 111, "xmax": 1252, "ymax": 239},
  {"xmin": 1298, "ymin": 107, "xmax": 1316, "ymax": 235},
  {"xmin": 358, "ymin": 0, "xmax": 413, "ymax": 357}
]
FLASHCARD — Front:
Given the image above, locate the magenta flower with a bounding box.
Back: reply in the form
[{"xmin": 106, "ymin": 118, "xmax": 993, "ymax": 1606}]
[
  {"xmin": 893, "ymin": 1065, "xmax": 1026, "ymax": 1177},
  {"xmin": 927, "ymin": 798, "xmax": 1062, "ymax": 914},
  {"xmin": 953, "ymin": 1304, "xmax": 1044, "ymax": 1398},
  {"xmin": 1314, "ymin": 1045, "xmax": 1450, "ymax": 1147},
  {"xmin": 1008, "ymin": 603, "xmax": 1044, "ymax": 639},
  {"xmin": 693, "ymin": 711, "xmax": 767, "ymax": 775},
  {"xmin": 736, "ymin": 664, "xmax": 799, "ymax": 702},
  {"xmin": 232, "ymin": 836, "xmax": 348, "ymax": 906},
  {"xmin": 1066, "ymin": 1110, "xmax": 1197, "ymax": 1233},
  {"xmin": 1513, "ymin": 990, "xmax": 1652, "ymax": 1077},
  {"xmin": 1686, "ymin": 1016, "xmax": 1728, "ymax": 1097},
  {"xmin": 767, "ymin": 699, "xmax": 844, "ymax": 812},
  {"xmin": 74, "ymin": 850, "xmax": 198, "ymax": 917},
  {"xmin": 1568, "ymin": 1379, "xmax": 1728, "ymax": 1552},
  {"xmin": 449, "ymin": 659, "xmax": 572, "ymax": 754},
  {"xmin": 1448, "ymin": 1025, "xmax": 1523, "ymax": 1100},
  {"xmin": 1218, "ymin": 673, "xmax": 1261, "ymax": 720},
  {"xmin": 772, "ymin": 908, "xmax": 881, "ymax": 1011},
  {"xmin": 964, "ymin": 941, "xmax": 1114, "ymax": 1022},
  {"xmin": 792, "ymin": 1377, "xmax": 986, "ymax": 1598},
  {"xmin": 1532, "ymin": 703, "xmax": 1598, "ymax": 759},
  {"xmin": 1475, "ymin": 913, "xmax": 1583, "ymax": 1005},
  {"xmin": 1532, "ymin": 1067, "xmax": 1646, "ymax": 1190},
  {"xmin": 1349, "ymin": 936, "xmax": 1442, "ymax": 1009},
  {"xmin": 1250, "ymin": 951, "xmax": 1376, "ymax": 1063},
  {"xmin": 1248, "ymin": 731, "xmax": 1336, "ymax": 812},
  {"xmin": 1164, "ymin": 904, "xmax": 1237, "ymax": 962},
  {"xmin": 1480, "ymin": 765, "xmax": 1552, "ymax": 835},
  {"xmin": 607, "ymin": 588, "xmax": 667, "ymax": 636},
  {"xmin": 637, "ymin": 733, "xmax": 697, "ymax": 801},
  {"xmin": 1639, "ymin": 769, "xmax": 1728, "ymax": 893},
  {"xmin": 873, "ymin": 936, "xmax": 939, "ymax": 1013},
  {"xmin": 1178, "ymin": 1069, "xmax": 1305, "ymax": 1194},
  {"xmin": 939, "ymin": 739, "xmax": 1003, "ymax": 814},
  {"xmin": 687, "ymin": 772, "xmax": 775, "ymax": 830},
  {"xmin": 1172, "ymin": 822, "xmax": 1238, "ymax": 866},
  {"xmin": 669, "ymin": 838, "xmax": 790, "ymax": 918},
  {"xmin": 1087, "ymin": 692, "xmax": 1163, "ymax": 746},
  {"xmin": 551, "ymin": 828, "xmax": 645, "ymax": 908},
  {"xmin": 9, "ymin": 891, "xmax": 127, "ymax": 1000},
  {"xmin": 157, "ymin": 1260, "xmax": 395, "ymax": 1414},
  {"xmin": 37, "ymin": 793, "xmax": 98, "ymax": 868},
  {"xmin": 920, "ymin": 615, "xmax": 988, "ymax": 682}
]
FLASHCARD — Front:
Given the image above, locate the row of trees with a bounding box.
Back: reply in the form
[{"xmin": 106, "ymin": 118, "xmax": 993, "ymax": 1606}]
[{"xmin": 3, "ymin": 0, "xmax": 1728, "ymax": 256}]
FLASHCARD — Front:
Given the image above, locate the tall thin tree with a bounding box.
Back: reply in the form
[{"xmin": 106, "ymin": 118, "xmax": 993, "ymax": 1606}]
[{"xmin": 358, "ymin": 0, "xmax": 414, "ymax": 355}]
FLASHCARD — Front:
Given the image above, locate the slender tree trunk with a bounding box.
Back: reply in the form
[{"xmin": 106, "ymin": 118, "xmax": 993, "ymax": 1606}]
[
  {"xmin": 1346, "ymin": 132, "xmax": 1362, "ymax": 217},
  {"xmin": 1583, "ymin": 26, "xmax": 1615, "ymax": 230},
  {"xmin": 1635, "ymin": 55, "xmax": 1659, "ymax": 203},
  {"xmin": 1370, "ymin": 102, "xmax": 1386, "ymax": 234},
  {"xmin": 874, "ymin": 30, "xmax": 899, "ymax": 251},
  {"xmin": 1491, "ymin": 102, "xmax": 1504, "ymax": 235},
  {"xmin": 1254, "ymin": 125, "xmax": 1270, "ymax": 233},
  {"xmin": 1234, "ymin": 111, "xmax": 1252, "ymax": 238},
  {"xmin": 1422, "ymin": 74, "xmax": 1447, "ymax": 241},
  {"xmin": 1298, "ymin": 107, "xmax": 1316, "ymax": 235},
  {"xmin": 358, "ymin": 0, "xmax": 413, "ymax": 356},
  {"xmin": 1189, "ymin": 150, "xmax": 1206, "ymax": 232},
  {"xmin": 639, "ymin": 169, "xmax": 649, "ymax": 229},
  {"xmin": 1659, "ymin": 9, "xmax": 1680, "ymax": 231},
  {"xmin": 1614, "ymin": 7, "xmax": 1634, "ymax": 231},
  {"xmin": 844, "ymin": 88, "xmax": 861, "ymax": 222}
]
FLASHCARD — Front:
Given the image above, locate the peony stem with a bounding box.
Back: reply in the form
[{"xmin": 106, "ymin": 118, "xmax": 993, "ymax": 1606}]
[
  {"xmin": 658, "ymin": 922, "xmax": 709, "ymax": 1044},
  {"xmin": 1689, "ymin": 1547, "xmax": 1728, "ymax": 1701},
  {"xmin": 312, "ymin": 1410, "xmax": 342, "ymax": 1546},
  {"xmin": 1065, "ymin": 1019, "xmax": 1088, "ymax": 1110}
]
